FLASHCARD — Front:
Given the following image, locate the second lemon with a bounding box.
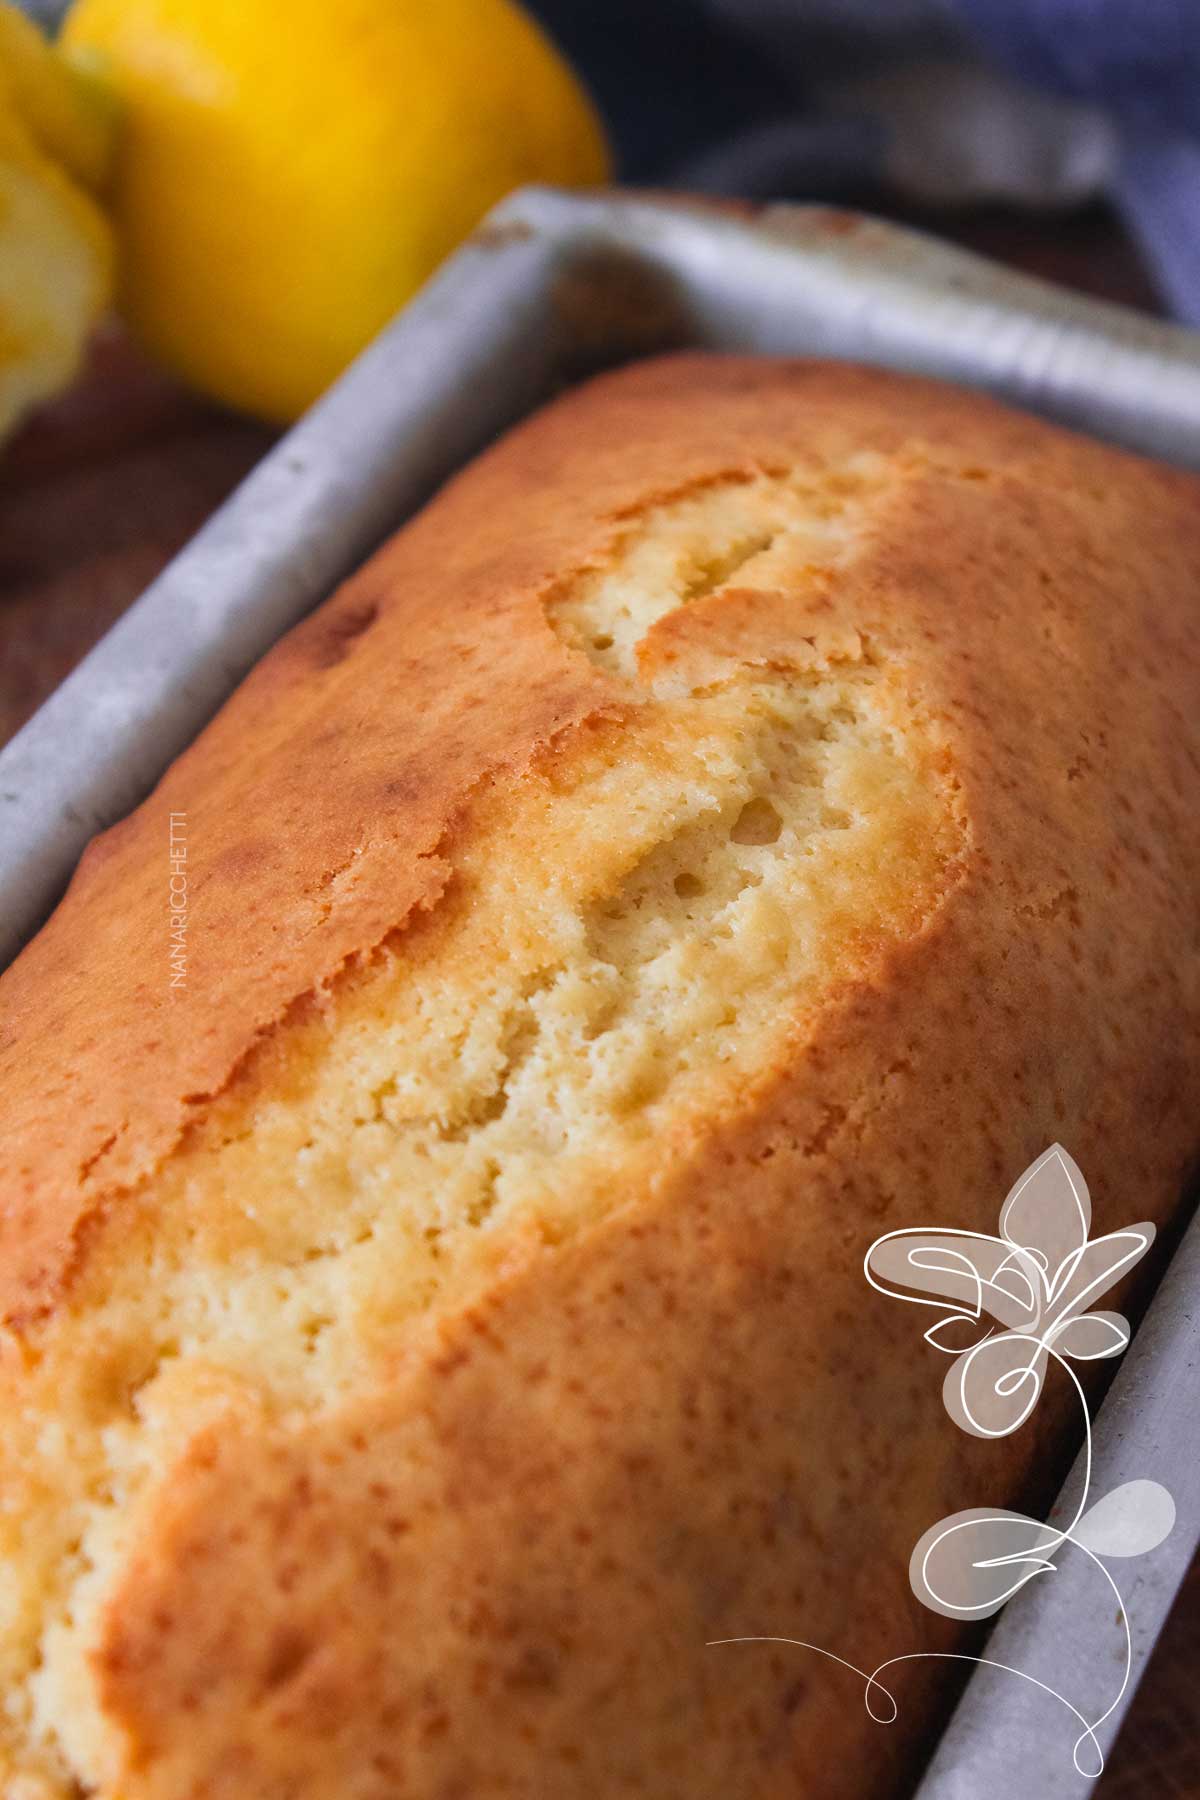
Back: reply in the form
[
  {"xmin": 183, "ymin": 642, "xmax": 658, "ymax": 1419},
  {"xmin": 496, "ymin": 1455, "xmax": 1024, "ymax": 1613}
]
[{"xmin": 60, "ymin": 0, "xmax": 610, "ymax": 422}]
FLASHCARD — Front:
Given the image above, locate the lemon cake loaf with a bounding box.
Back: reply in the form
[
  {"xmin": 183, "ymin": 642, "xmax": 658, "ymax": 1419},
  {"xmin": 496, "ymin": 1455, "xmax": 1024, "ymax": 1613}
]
[{"xmin": 1, "ymin": 355, "xmax": 1199, "ymax": 1797}]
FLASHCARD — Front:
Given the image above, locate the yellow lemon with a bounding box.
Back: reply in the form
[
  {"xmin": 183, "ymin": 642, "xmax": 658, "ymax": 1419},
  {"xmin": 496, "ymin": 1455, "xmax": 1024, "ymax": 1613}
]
[
  {"xmin": 0, "ymin": 1, "xmax": 115, "ymax": 442},
  {"xmin": 60, "ymin": 0, "xmax": 610, "ymax": 423}
]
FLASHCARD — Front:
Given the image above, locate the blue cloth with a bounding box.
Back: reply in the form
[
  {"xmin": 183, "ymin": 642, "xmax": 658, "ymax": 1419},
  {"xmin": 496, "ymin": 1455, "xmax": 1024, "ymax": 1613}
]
[
  {"xmin": 528, "ymin": 0, "xmax": 1200, "ymax": 324},
  {"xmin": 949, "ymin": 0, "xmax": 1200, "ymax": 318},
  {"xmin": 951, "ymin": 0, "xmax": 1200, "ymax": 134}
]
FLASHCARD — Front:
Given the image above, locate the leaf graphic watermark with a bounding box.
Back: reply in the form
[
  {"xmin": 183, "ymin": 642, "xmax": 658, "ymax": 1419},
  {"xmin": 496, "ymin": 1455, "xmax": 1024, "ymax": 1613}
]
[{"xmin": 710, "ymin": 1145, "xmax": 1175, "ymax": 1779}]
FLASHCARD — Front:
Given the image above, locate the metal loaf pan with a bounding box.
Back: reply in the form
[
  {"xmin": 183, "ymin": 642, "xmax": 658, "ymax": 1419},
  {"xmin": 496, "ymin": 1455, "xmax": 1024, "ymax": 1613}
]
[{"xmin": 1, "ymin": 187, "xmax": 1198, "ymax": 1797}]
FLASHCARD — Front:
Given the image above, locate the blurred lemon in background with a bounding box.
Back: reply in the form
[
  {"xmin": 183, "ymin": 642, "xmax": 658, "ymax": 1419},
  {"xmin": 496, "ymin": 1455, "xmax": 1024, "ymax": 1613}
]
[
  {"xmin": 60, "ymin": 0, "xmax": 610, "ymax": 422},
  {"xmin": 0, "ymin": 0, "xmax": 115, "ymax": 440}
]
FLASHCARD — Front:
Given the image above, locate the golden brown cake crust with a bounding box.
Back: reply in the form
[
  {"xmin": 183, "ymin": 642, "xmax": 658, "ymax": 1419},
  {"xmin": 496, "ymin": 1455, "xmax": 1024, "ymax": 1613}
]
[{"xmin": 2, "ymin": 355, "xmax": 1200, "ymax": 1797}]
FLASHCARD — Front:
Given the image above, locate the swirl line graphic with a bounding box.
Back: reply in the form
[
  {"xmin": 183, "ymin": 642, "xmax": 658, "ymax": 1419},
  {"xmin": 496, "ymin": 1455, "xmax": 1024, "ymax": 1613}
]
[{"xmin": 710, "ymin": 1145, "xmax": 1175, "ymax": 1778}]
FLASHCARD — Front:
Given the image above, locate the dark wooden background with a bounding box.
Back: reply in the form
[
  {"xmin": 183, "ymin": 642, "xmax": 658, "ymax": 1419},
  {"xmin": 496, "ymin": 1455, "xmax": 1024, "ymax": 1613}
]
[{"xmin": 0, "ymin": 201, "xmax": 1194, "ymax": 1793}]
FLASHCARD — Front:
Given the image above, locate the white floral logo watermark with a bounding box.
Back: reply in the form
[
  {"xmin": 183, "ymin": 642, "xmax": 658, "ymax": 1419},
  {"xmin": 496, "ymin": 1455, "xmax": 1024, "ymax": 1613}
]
[{"xmin": 711, "ymin": 1146, "xmax": 1174, "ymax": 1778}]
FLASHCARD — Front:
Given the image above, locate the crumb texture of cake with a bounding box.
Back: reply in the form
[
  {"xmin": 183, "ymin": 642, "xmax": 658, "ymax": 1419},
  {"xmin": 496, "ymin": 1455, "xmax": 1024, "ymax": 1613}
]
[{"xmin": 1, "ymin": 355, "xmax": 1199, "ymax": 1798}]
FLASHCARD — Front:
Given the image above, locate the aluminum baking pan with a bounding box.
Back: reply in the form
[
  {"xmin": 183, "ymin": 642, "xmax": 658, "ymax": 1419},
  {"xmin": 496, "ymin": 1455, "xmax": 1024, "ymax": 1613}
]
[{"xmin": 2, "ymin": 186, "xmax": 1199, "ymax": 1798}]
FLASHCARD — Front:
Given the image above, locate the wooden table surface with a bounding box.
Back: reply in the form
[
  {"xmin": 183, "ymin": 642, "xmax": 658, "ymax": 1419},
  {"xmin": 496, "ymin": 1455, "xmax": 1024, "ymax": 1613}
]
[{"xmin": 0, "ymin": 203, "xmax": 1195, "ymax": 1792}]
